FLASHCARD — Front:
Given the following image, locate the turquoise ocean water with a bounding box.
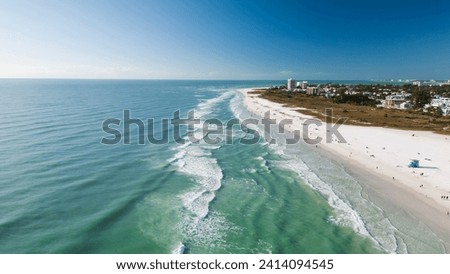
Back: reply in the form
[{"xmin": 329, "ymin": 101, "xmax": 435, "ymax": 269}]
[{"xmin": 0, "ymin": 80, "xmax": 444, "ymax": 253}]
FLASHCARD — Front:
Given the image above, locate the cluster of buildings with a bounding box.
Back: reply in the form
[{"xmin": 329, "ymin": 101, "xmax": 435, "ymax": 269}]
[
  {"xmin": 287, "ymin": 79, "xmax": 320, "ymax": 95},
  {"xmin": 381, "ymin": 94, "xmax": 450, "ymax": 115},
  {"xmin": 430, "ymin": 96, "xmax": 450, "ymax": 116},
  {"xmin": 391, "ymin": 79, "xmax": 450, "ymax": 87},
  {"xmin": 284, "ymin": 79, "xmax": 450, "ymax": 116},
  {"xmin": 287, "ymin": 78, "xmax": 308, "ymax": 91},
  {"xmin": 383, "ymin": 94, "xmax": 412, "ymax": 109}
]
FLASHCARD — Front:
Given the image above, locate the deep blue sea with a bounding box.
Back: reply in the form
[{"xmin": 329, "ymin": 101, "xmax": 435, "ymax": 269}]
[{"xmin": 0, "ymin": 80, "xmax": 444, "ymax": 253}]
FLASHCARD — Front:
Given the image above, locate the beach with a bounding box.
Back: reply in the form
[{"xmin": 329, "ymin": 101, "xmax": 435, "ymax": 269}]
[{"xmin": 242, "ymin": 88, "xmax": 450, "ymax": 251}]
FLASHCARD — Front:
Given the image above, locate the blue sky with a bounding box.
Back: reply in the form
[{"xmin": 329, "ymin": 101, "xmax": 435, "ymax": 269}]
[{"xmin": 0, "ymin": 0, "xmax": 449, "ymax": 80}]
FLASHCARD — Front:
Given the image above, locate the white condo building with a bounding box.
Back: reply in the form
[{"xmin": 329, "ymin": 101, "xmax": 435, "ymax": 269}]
[
  {"xmin": 287, "ymin": 78, "xmax": 296, "ymax": 91},
  {"xmin": 300, "ymin": 81, "xmax": 308, "ymax": 89}
]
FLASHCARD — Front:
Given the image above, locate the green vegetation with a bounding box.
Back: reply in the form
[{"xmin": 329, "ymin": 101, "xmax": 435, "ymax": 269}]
[
  {"xmin": 251, "ymin": 88, "xmax": 450, "ymax": 135},
  {"xmin": 411, "ymin": 89, "xmax": 431, "ymax": 109},
  {"xmin": 333, "ymin": 93, "xmax": 377, "ymax": 106}
]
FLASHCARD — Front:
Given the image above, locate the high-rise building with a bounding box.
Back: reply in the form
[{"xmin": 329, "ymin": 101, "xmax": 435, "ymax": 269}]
[
  {"xmin": 306, "ymin": 86, "xmax": 319, "ymax": 95},
  {"xmin": 287, "ymin": 78, "xmax": 295, "ymax": 91},
  {"xmin": 301, "ymin": 81, "xmax": 308, "ymax": 89}
]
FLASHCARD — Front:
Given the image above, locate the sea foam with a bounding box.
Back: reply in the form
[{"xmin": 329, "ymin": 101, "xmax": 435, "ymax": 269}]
[
  {"xmin": 170, "ymin": 89, "xmax": 236, "ymax": 248},
  {"xmin": 230, "ymin": 88, "xmax": 397, "ymax": 252}
]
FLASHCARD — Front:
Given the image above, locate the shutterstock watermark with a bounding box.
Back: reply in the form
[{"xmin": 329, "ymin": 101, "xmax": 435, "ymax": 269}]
[{"xmin": 101, "ymin": 109, "xmax": 347, "ymax": 145}]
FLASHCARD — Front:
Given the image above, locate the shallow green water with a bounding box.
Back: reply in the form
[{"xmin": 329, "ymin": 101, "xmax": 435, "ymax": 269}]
[{"xmin": 0, "ymin": 80, "xmax": 442, "ymax": 253}]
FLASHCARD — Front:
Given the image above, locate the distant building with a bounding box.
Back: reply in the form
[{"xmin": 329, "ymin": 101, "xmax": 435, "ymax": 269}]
[
  {"xmin": 384, "ymin": 94, "xmax": 411, "ymax": 109},
  {"xmin": 430, "ymin": 97, "xmax": 450, "ymax": 115},
  {"xmin": 287, "ymin": 78, "xmax": 296, "ymax": 91},
  {"xmin": 400, "ymin": 102, "xmax": 412, "ymax": 109},
  {"xmin": 412, "ymin": 81, "xmax": 421, "ymax": 87},
  {"xmin": 306, "ymin": 86, "xmax": 320, "ymax": 95},
  {"xmin": 300, "ymin": 81, "xmax": 308, "ymax": 89},
  {"xmin": 431, "ymin": 98, "xmax": 441, "ymax": 107},
  {"xmin": 431, "ymin": 97, "xmax": 450, "ymax": 108}
]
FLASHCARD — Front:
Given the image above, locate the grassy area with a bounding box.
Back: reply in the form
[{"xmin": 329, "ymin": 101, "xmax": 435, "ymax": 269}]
[{"xmin": 251, "ymin": 89, "xmax": 450, "ymax": 135}]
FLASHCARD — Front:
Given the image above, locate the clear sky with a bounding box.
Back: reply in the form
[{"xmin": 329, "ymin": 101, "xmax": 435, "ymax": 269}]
[{"xmin": 0, "ymin": 0, "xmax": 449, "ymax": 80}]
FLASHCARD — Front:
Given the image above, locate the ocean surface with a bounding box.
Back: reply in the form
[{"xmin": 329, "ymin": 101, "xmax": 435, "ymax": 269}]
[{"xmin": 0, "ymin": 80, "xmax": 444, "ymax": 254}]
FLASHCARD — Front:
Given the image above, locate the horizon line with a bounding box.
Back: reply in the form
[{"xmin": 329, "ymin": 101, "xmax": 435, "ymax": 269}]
[{"xmin": 1, "ymin": 77, "xmax": 447, "ymax": 81}]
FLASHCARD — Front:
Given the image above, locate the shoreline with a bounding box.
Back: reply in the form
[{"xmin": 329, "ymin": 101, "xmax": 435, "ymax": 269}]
[
  {"xmin": 323, "ymin": 145, "xmax": 450, "ymax": 252},
  {"xmin": 240, "ymin": 87, "xmax": 450, "ymax": 252}
]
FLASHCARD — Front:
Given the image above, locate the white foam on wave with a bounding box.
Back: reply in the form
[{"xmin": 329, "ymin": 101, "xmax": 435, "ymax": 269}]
[
  {"xmin": 255, "ymin": 156, "xmax": 270, "ymax": 172},
  {"xmin": 180, "ymin": 189, "xmax": 216, "ymax": 219},
  {"xmin": 230, "ymin": 88, "xmax": 393, "ymax": 251},
  {"xmin": 169, "ymin": 88, "xmax": 238, "ymax": 248},
  {"xmin": 195, "ymin": 90, "xmax": 234, "ymax": 119},
  {"xmin": 172, "ymin": 242, "xmax": 185, "ymax": 254},
  {"xmin": 280, "ymin": 158, "xmax": 371, "ymax": 236},
  {"xmin": 167, "ymin": 150, "xmax": 187, "ymax": 163},
  {"xmin": 229, "ymin": 94, "xmax": 244, "ymax": 118},
  {"xmin": 242, "ymin": 168, "xmax": 257, "ymax": 174},
  {"xmin": 177, "ymin": 150, "xmax": 222, "ymax": 191},
  {"xmin": 173, "ymin": 144, "xmax": 235, "ymax": 248}
]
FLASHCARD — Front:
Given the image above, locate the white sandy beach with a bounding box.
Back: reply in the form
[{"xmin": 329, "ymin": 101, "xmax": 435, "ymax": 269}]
[{"xmin": 241, "ymin": 88, "xmax": 450, "ymax": 249}]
